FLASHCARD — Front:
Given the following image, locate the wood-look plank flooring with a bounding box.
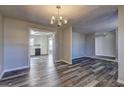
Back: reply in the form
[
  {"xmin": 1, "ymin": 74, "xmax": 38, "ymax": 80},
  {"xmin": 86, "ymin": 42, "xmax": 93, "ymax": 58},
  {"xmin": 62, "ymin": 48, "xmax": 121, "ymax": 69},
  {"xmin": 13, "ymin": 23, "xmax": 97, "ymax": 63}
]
[{"xmin": 0, "ymin": 55, "xmax": 124, "ymax": 87}]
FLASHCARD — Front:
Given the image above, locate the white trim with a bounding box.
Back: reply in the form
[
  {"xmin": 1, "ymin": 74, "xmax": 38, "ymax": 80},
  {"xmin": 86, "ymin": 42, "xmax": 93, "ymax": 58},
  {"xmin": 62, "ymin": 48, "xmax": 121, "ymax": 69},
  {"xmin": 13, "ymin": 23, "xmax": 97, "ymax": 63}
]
[
  {"xmin": 72, "ymin": 56, "xmax": 85, "ymax": 60},
  {"xmin": 87, "ymin": 56, "xmax": 117, "ymax": 62},
  {"xmin": 62, "ymin": 60, "xmax": 72, "ymax": 64},
  {"xmin": 1, "ymin": 72, "xmax": 28, "ymax": 81},
  {"xmin": 55, "ymin": 60, "xmax": 63, "ymax": 62},
  {"xmin": 28, "ymin": 27, "xmax": 31, "ymax": 69},
  {"xmin": 4, "ymin": 66, "xmax": 30, "ymax": 73},
  {"xmin": 0, "ymin": 66, "xmax": 30, "ymax": 80},
  {"xmin": 55, "ymin": 59, "xmax": 72, "ymax": 64},
  {"xmin": 117, "ymin": 79, "xmax": 124, "ymax": 84},
  {"xmin": 0, "ymin": 71, "xmax": 4, "ymax": 79},
  {"xmin": 95, "ymin": 54, "xmax": 116, "ymax": 58}
]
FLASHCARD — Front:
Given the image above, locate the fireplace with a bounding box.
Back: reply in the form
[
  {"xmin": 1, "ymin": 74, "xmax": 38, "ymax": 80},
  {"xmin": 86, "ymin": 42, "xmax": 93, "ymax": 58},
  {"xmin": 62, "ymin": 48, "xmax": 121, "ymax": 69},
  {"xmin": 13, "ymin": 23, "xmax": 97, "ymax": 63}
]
[{"xmin": 35, "ymin": 48, "xmax": 41, "ymax": 56}]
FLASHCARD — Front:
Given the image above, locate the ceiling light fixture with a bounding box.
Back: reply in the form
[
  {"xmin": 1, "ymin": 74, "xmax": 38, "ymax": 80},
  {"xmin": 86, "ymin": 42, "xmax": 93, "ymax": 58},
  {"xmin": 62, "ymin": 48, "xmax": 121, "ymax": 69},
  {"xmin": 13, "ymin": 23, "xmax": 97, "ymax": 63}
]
[{"xmin": 50, "ymin": 5, "xmax": 68, "ymax": 27}]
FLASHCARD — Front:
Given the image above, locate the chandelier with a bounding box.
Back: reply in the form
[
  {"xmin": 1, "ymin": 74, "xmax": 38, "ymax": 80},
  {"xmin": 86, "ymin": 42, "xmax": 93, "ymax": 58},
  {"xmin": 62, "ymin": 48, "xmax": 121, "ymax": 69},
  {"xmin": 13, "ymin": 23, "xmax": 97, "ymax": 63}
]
[{"xmin": 50, "ymin": 5, "xmax": 68, "ymax": 27}]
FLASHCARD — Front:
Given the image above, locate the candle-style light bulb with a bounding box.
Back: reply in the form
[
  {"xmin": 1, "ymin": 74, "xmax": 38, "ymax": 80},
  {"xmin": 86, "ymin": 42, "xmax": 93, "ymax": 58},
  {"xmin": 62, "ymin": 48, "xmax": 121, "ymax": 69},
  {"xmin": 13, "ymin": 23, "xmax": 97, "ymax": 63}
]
[
  {"xmin": 64, "ymin": 19, "xmax": 68, "ymax": 24},
  {"xmin": 59, "ymin": 16, "xmax": 63, "ymax": 20},
  {"xmin": 50, "ymin": 20, "xmax": 54, "ymax": 24},
  {"xmin": 51, "ymin": 16, "xmax": 55, "ymax": 20}
]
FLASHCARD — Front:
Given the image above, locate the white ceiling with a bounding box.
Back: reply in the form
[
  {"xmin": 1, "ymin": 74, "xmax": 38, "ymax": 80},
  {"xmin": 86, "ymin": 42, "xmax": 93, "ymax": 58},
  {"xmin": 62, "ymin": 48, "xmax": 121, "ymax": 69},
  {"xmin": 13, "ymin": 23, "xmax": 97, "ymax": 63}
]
[{"xmin": 0, "ymin": 5, "xmax": 118, "ymax": 33}]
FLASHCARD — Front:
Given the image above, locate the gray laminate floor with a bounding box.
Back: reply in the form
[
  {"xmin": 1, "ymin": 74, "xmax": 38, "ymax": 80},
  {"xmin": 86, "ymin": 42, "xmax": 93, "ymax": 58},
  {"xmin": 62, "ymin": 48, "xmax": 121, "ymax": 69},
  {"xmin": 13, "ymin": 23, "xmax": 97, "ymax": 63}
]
[{"xmin": 0, "ymin": 55, "xmax": 124, "ymax": 87}]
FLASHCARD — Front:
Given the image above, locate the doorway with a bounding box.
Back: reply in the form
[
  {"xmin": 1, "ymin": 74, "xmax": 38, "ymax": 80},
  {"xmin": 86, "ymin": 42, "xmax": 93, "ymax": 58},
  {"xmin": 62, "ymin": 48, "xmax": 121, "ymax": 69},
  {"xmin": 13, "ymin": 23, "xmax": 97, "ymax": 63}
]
[{"xmin": 29, "ymin": 29, "xmax": 55, "ymax": 68}]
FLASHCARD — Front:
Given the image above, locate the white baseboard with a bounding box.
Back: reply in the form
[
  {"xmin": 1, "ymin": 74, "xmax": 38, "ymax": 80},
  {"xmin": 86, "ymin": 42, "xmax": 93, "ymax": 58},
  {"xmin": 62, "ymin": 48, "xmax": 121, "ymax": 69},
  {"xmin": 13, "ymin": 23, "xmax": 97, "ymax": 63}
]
[
  {"xmin": 56, "ymin": 59, "xmax": 72, "ymax": 64},
  {"xmin": 95, "ymin": 55, "xmax": 116, "ymax": 58},
  {"xmin": 62, "ymin": 60, "xmax": 72, "ymax": 64},
  {"xmin": 0, "ymin": 66, "xmax": 30, "ymax": 80},
  {"xmin": 72, "ymin": 56, "xmax": 85, "ymax": 60},
  {"xmin": 0, "ymin": 72, "xmax": 28, "ymax": 81},
  {"xmin": 4, "ymin": 66, "xmax": 30, "ymax": 73},
  {"xmin": 87, "ymin": 56, "xmax": 117, "ymax": 62},
  {"xmin": 55, "ymin": 60, "xmax": 62, "ymax": 62},
  {"xmin": 117, "ymin": 79, "xmax": 124, "ymax": 84},
  {"xmin": 0, "ymin": 71, "xmax": 5, "ymax": 79}
]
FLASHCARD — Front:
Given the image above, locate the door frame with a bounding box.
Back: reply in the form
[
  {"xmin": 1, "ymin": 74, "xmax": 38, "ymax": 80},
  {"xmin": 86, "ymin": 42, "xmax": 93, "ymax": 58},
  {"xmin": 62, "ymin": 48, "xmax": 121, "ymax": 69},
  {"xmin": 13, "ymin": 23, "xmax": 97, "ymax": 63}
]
[{"xmin": 28, "ymin": 27, "xmax": 55, "ymax": 68}]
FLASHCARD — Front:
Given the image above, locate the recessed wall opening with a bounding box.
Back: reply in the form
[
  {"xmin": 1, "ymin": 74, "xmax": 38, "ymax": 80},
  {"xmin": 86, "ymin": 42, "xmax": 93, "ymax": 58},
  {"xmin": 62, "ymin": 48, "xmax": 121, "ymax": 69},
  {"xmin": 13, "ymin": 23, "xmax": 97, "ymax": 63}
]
[{"xmin": 95, "ymin": 30, "xmax": 117, "ymax": 61}]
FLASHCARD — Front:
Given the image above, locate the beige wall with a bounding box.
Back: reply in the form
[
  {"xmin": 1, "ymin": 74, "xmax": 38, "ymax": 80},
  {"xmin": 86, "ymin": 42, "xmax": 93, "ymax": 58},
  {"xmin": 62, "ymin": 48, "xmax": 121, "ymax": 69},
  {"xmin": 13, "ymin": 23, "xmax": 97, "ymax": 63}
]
[
  {"xmin": 55, "ymin": 26, "xmax": 72, "ymax": 64},
  {"xmin": 0, "ymin": 13, "xmax": 3, "ymax": 77},
  {"xmin": 62, "ymin": 26, "xmax": 72, "ymax": 64},
  {"xmin": 95, "ymin": 31, "xmax": 116, "ymax": 57},
  {"xmin": 54, "ymin": 29, "xmax": 63, "ymax": 61},
  {"xmin": 118, "ymin": 6, "xmax": 124, "ymax": 83},
  {"xmin": 85, "ymin": 33, "xmax": 95, "ymax": 57},
  {"xmin": 2, "ymin": 17, "xmax": 55, "ymax": 73},
  {"xmin": 70, "ymin": 28, "xmax": 95, "ymax": 59},
  {"xmin": 72, "ymin": 31, "xmax": 86, "ymax": 59},
  {"xmin": 58, "ymin": 30, "xmax": 63, "ymax": 60},
  {"xmin": 4, "ymin": 18, "xmax": 30, "ymax": 70}
]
